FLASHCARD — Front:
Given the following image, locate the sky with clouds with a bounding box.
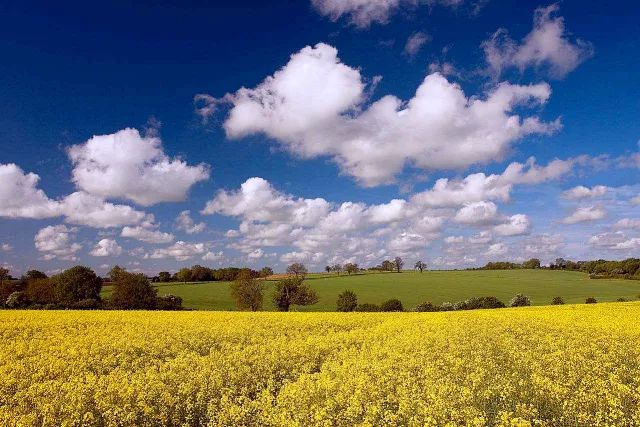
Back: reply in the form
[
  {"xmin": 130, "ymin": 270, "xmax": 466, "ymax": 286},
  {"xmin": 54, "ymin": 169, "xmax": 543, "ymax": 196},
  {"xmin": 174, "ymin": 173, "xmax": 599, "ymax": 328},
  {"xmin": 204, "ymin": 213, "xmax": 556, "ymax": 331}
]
[{"xmin": 1, "ymin": 0, "xmax": 639, "ymax": 275}]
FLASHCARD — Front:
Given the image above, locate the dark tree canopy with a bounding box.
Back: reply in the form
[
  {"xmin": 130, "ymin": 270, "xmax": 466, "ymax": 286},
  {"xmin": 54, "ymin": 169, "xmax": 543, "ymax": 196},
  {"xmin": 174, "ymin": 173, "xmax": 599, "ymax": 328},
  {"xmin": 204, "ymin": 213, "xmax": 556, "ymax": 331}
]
[
  {"xmin": 110, "ymin": 270, "xmax": 158, "ymax": 309},
  {"xmin": 52, "ymin": 266, "xmax": 102, "ymax": 304},
  {"xmin": 414, "ymin": 261, "xmax": 427, "ymax": 272},
  {"xmin": 272, "ymin": 276, "xmax": 318, "ymax": 312},
  {"xmin": 336, "ymin": 290, "xmax": 358, "ymax": 312}
]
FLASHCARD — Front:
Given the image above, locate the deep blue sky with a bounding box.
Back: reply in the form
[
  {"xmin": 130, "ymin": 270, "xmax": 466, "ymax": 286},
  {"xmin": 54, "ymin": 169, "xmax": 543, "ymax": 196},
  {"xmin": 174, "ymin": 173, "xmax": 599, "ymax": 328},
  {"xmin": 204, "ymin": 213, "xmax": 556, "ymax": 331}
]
[{"xmin": 1, "ymin": 0, "xmax": 639, "ymax": 275}]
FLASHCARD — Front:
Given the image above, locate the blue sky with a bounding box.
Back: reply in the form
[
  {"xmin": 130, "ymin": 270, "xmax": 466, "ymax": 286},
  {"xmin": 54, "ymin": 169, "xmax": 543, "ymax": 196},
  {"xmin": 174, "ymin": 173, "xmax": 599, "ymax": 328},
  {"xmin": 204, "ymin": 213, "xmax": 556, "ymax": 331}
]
[{"xmin": 1, "ymin": 0, "xmax": 639, "ymax": 275}]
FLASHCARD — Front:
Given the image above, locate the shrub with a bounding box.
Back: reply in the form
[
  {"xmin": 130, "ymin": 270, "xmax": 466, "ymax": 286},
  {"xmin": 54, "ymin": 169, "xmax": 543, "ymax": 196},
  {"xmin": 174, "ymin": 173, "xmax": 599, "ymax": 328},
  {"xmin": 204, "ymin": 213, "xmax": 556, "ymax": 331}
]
[
  {"xmin": 585, "ymin": 297, "xmax": 597, "ymax": 304},
  {"xmin": 509, "ymin": 294, "xmax": 531, "ymax": 307},
  {"xmin": 616, "ymin": 297, "xmax": 629, "ymax": 302},
  {"xmin": 380, "ymin": 299, "xmax": 404, "ymax": 312},
  {"xmin": 5, "ymin": 291, "xmax": 28, "ymax": 308},
  {"xmin": 466, "ymin": 296, "xmax": 505, "ymax": 310},
  {"xmin": 415, "ymin": 301, "xmax": 438, "ymax": 312},
  {"xmin": 336, "ymin": 290, "xmax": 358, "ymax": 312},
  {"xmin": 439, "ymin": 302, "xmax": 454, "ymax": 311},
  {"xmin": 156, "ymin": 295, "xmax": 183, "ymax": 310},
  {"xmin": 453, "ymin": 301, "xmax": 468, "ymax": 310},
  {"xmin": 70, "ymin": 299, "xmax": 100, "ymax": 310},
  {"xmin": 355, "ymin": 303, "xmax": 380, "ymax": 312},
  {"xmin": 551, "ymin": 296, "xmax": 565, "ymax": 305}
]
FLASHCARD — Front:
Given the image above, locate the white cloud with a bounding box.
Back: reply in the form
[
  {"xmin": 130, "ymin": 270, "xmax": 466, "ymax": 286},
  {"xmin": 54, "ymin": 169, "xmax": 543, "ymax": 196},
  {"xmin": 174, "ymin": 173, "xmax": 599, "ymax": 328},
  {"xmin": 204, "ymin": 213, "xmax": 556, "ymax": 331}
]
[
  {"xmin": 494, "ymin": 214, "xmax": 530, "ymax": 236},
  {"xmin": 613, "ymin": 218, "xmax": 640, "ymax": 230},
  {"xmin": 487, "ymin": 242, "xmax": 507, "ymax": 257},
  {"xmin": 453, "ymin": 201, "xmax": 498, "ymax": 225},
  {"xmin": 0, "ymin": 164, "xmax": 61, "ymax": 219},
  {"xmin": 61, "ymin": 192, "xmax": 148, "ymax": 228},
  {"xmin": 175, "ymin": 210, "xmax": 206, "ymax": 234},
  {"xmin": 147, "ymin": 241, "xmax": 208, "ymax": 261},
  {"xmin": 121, "ymin": 226, "xmax": 174, "ymax": 244},
  {"xmin": 404, "ymin": 32, "xmax": 430, "ymax": 56},
  {"xmin": 89, "ymin": 238, "xmax": 123, "ymax": 257},
  {"xmin": 562, "ymin": 185, "xmax": 607, "ymax": 200},
  {"xmin": 524, "ymin": 234, "xmax": 564, "ymax": 256},
  {"xmin": 202, "ymin": 251, "xmax": 224, "ymax": 262},
  {"xmin": 247, "ymin": 248, "xmax": 265, "ymax": 260},
  {"xmin": 67, "ymin": 128, "xmax": 209, "ymax": 206},
  {"xmin": 204, "ymin": 43, "xmax": 559, "ymax": 186},
  {"xmin": 1, "ymin": 243, "xmax": 12, "ymax": 252},
  {"xmin": 482, "ymin": 3, "xmax": 592, "ymax": 79},
  {"xmin": 311, "ymin": 0, "xmax": 464, "ymax": 28},
  {"xmin": 588, "ymin": 231, "xmax": 630, "ymax": 249},
  {"xmin": 562, "ymin": 206, "xmax": 606, "ymax": 224},
  {"xmin": 34, "ymin": 225, "xmax": 82, "ymax": 261}
]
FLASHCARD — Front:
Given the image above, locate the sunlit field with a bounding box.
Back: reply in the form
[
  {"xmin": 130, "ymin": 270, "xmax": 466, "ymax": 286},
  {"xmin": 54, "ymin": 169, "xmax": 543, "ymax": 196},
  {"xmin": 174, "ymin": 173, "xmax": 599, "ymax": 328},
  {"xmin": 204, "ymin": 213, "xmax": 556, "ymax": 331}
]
[
  {"xmin": 102, "ymin": 270, "xmax": 640, "ymax": 311},
  {"xmin": 2, "ymin": 303, "xmax": 640, "ymax": 426}
]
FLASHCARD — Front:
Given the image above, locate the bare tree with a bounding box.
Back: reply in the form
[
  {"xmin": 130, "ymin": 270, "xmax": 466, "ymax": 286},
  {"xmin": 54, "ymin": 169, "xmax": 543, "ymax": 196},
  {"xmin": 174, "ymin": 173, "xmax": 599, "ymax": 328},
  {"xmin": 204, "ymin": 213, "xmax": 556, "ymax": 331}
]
[
  {"xmin": 394, "ymin": 257, "xmax": 404, "ymax": 273},
  {"xmin": 344, "ymin": 263, "xmax": 359, "ymax": 275},
  {"xmin": 414, "ymin": 261, "xmax": 427, "ymax": 273},
  {"xmin": 286, "ymin": 263, "xmax": 308, "ymax": 277}
]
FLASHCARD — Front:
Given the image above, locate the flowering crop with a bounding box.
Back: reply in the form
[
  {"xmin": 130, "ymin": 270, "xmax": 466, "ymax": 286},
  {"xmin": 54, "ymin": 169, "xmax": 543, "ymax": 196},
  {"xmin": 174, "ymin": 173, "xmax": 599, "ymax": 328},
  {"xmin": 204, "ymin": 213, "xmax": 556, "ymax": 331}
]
[{"xmin": 1, "ymin": 304, "xmax": 639, "ymax": 426}]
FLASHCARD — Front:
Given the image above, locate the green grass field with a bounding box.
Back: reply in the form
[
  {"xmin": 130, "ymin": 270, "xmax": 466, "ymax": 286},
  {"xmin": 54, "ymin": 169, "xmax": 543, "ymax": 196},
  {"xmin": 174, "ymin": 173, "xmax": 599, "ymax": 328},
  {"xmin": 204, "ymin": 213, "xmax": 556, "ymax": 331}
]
[{"xmin": 102, "ymin": 269, "xmax": 640, "ymax": 311}]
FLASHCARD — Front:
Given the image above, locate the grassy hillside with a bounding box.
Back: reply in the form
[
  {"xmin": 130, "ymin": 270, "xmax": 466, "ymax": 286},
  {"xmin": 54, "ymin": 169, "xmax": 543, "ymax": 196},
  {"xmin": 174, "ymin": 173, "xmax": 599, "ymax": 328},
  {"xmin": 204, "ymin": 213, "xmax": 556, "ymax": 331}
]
[{"xmin": 103, "ymin": 269, "xmax": 640, "ymax": 311}]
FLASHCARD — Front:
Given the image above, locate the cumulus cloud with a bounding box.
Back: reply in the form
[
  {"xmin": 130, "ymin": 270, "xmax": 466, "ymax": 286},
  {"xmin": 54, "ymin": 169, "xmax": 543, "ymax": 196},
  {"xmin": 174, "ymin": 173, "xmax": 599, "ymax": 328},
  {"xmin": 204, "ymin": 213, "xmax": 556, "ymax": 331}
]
[
  {"xmin": 562, "ymin": 185, "xmax": 607, "ymax": 200},
  {"xmin": 588, "ymin": 231, "xmax": 640, "ymax": 250},
  {"xmin": 494, "ymin": 214, "xmax": 530, "ymax": 236},
  {"xmin": 562, "ymin": 205, "xmax": 606, "ymax": 224},
  {"xmin": 147, "ymin": 241, "xmax": 208, "ymax": 261},
  {"xmin": 89, "ymin": 238, "xmax": 123, "ymax": 257},
  {"xmin": 453, "ymin": 201, "xmax": 499, "ymax": 225},
  {"xmin": 203, "ymin": 43, "xmax": 559, "ymax": 186},
  {"xmin": 613, "ymin": 218, "xmax": 640, "ymax": 230},
  {"xmin": 482, "ymin": 3, "xmax": 592, "ymax": 79},
  {"xmin": 61, "ymin": 192, "xmax": 148, "ymax": 228},
  {"xmin": 1, "ymin": 243, "xmax": 12, "ymax": 252},
  {"xmin": 121, "ymin": 226, "xmax": 174, "ymax": 244},
  {"xmin": 202, "ymin": 251, "xmax": 224, "ymax": 262},
  {"xmin": 0, "ymin": 164, "xmax": 61, "ymax": 219},
  {"xmin": 311, "ymin": 0, "xmax": 464, "ymax": 28},
  {"xmin": 34, "ymin": 225, "xmax": 82, "ymax": 261},
  {"xmin": 67, "ymin": 128, "xmax": 210, "ymax": 206},
  {"xmin": 175, "ymin": 210, "xmax": 206, "ymax": 234},
  {"xmin": 404, "ymin": 32, "xmax": 430, "ymax": 56}
]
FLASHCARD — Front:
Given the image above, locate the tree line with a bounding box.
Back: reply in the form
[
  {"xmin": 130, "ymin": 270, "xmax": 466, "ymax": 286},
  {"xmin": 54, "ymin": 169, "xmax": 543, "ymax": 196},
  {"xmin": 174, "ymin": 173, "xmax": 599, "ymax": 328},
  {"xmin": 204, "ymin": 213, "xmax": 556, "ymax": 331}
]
[{"xmin": 474, "ymin": 257, "xmax": 640, "ymax": 280}]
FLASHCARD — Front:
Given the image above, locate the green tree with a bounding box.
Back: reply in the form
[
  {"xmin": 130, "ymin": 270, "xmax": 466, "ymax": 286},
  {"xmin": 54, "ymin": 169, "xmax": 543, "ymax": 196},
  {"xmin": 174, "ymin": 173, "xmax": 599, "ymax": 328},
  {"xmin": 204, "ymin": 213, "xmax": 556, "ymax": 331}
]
[
  {"xmin": 336, "ymin": 290, "xmax": 358, "ymax": 312},
  {"xmin": 24, "ymin": 270, "xmax": 47, "ymax": 281},
  {"xmin": 260, "ymin": 267, "xmax": 274, "ymax": 278},
  {"xmin": 381, "ymin": 299, "xmax": 404, "ymax": 311},
  {"xmin": 414, "ymin": 261, "xmax": 426, "ymax": 272},
  {"xmin": 109, "ymin": 270, "xmax": 158, "ymax": 309},
  {"xmin": 26, "ymin": 278, "xmax": 55, "ymax": 305},
  {"xmin": 176, "ymin": 267, "xmax": 192, "ymax": 283},
  {"xmin": 108, "ymin": 265, "xmax": 126, "ymax": 282},
  {"xmin": 52, "ymin": 266, "xmax": 102, "ymax": 305},
  {"xmin": 272, "ymin": 276, "xmax": 318, "ymax": 312},
  {"xmin": 344, "ymin": 263, "xmax": 358, "ymax": 275},
  {"xmin": 381, "ymin": 260, "xmax": 394, "ymax": 271},
  {"xmin": 230, "ymin": 270, "xmax": 265, "ymax": 311},
  {"xmin": 157, "ymin": 271, "xmax": 172, "ymax": 282},
  {"xmin": 522, "ymin": 258, "xmax": 541, "ymax": 269}
]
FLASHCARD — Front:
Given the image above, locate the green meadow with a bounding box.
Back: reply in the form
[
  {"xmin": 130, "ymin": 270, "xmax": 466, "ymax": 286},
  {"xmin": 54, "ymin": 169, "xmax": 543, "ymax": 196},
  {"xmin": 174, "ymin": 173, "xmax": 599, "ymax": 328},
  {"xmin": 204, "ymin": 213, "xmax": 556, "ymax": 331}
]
[{"xmin": 102, "ymin": 269, "xmax": 640, "ymax": 311}]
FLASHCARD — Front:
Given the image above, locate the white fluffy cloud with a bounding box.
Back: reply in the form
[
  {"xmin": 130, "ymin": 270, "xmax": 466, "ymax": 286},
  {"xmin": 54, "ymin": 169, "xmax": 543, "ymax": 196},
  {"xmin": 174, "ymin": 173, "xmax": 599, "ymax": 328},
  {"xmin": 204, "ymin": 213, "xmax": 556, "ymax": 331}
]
[
  {"xmin": 34, "ymin": 225, "xmax": 82, "ymax": 261},
  {"xmin": 0, "ymin": 164, "xmax": 61, "ymax": 219},
  {"xmin": 203, "ymin": 43, "xmax": 559, "ymax": 186},
  {"xmin": 67, "ymin": 128, "xmax": 210, "ymax": 206},
  {"xmin": 494, "ymin": 214, "xmax": 531, "ymax": 236},
  {"xmin": 147, "ymin": 241, "xmax": 208, "ymax": 261},
  {"xmin": 1, "ymin": 243, "xmax": 12, "ymax": 252},
  {"xmin": 202, "ymin": 251, "xmax": 224, "ymax": 262},
  {"xmin": 175, "ymin": 210, "xmax": 206, "ymax": 234},
  {"xmin": 562, "ymin": 206, "xmax": 606, "ymax": 224},
  {"xmin": 89, "ymin": 238, "xmax": 123, "ymax": 257},
  {"xmin": 61, "ymin": 192, "xmax": 148, "ymax": 228},
  {"xmin": 121, "ymin": 226, "xmax": 175, "ymax": 244},
  {"xmin": 562, "ymin": 185, "xmax": 607, "ymax": 200},
  {"xmin": 588, "ymin": 232, "xmax": 640, "ymax": 250},
  {"xmin": 482, "ymin": 4, "xmax": 592, "ymax": 79},
  {"xmin": 311, "ymin": 0, "xmax": 464, "ymax": 27},
  {"xmin": 404, "ymin": 32, "xmax": 430, "ymax": 56},
  {"xmin": 453, "ymin": 201, "xmax": 498, "ymax": 225},
  {"xmin": 614, "ymin": 218, "xmax": 640, "ymax": 230}
]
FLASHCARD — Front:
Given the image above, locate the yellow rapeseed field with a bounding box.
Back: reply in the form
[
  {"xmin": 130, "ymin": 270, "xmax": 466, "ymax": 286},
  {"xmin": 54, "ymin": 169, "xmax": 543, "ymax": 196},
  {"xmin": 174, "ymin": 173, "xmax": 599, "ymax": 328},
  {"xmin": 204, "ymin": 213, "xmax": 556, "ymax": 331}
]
[{"xmin": 1, "ymin": 304, "xmax": 640, "ymax": 426}]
